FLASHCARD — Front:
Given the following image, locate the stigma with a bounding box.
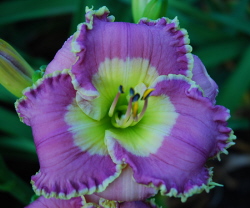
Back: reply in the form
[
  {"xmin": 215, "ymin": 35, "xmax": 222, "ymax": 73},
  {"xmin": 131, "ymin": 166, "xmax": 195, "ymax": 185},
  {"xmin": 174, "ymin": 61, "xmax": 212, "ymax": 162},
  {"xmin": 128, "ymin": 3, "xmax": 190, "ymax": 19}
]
[{"xmin": 109, "ymin": 85, "xmax": 154, "ymax": 128}]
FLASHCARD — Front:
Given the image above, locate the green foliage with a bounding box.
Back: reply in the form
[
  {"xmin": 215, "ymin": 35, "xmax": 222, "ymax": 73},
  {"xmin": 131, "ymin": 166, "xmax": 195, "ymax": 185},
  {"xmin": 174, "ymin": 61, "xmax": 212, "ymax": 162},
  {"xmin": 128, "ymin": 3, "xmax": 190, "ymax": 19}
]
[
  {"xmin": 0, "ymin": 155, "xmax": 34, "ymax": 204},
  {"xmin": 217, "ymin": 46, "xmax": 250, "ymax": 113}
]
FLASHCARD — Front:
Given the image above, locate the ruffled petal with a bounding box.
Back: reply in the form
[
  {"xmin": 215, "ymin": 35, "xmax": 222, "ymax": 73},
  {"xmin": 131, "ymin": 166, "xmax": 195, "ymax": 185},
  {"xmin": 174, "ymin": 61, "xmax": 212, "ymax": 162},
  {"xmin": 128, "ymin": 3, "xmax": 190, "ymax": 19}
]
[
  {"xmin": 70, "ymin": 6, "xmax": 193, "ymax": 101},
  {"xmin": 192, "ymin": 55, "xmax": 218, "ymax": 103},
  {"xmin": 84, "ymin": 194, "xmax": 159, "ymax": 208},
  {"xmin": 95, "ymin": 165, "xmax": 157, "ymax": 201},
  {"xmin": 84, "ymin": 195, "xmax": 120, "ymax": 208},
  {"xmin": 25, "ymin": 196, "xmax": 83, "ymax": 208},
  {"xmin": 105, "ymin": 74, "xmax": 235, "ymax": 202},
  {"xmin": 119, "ymin": 200, "xmax": 159, "ymax": 208},
  {"xmin": 26, "ymin": 195, "xmax": 159, "ymax": 208},
  {"xmin": 45, "ymin": 36, "xmax": 77, "ymax": 75},
  {"xmin": 15, "ymin": 70, "xmax": 121, "ymax": 199}
]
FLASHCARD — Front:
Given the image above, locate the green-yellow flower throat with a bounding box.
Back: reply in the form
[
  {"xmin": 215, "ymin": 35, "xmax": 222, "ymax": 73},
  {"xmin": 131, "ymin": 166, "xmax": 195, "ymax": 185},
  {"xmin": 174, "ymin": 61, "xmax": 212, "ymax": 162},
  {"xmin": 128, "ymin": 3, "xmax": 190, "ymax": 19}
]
[{"xmin": 108, "ymin": 85, "xmax": 154, "ymax": 128}]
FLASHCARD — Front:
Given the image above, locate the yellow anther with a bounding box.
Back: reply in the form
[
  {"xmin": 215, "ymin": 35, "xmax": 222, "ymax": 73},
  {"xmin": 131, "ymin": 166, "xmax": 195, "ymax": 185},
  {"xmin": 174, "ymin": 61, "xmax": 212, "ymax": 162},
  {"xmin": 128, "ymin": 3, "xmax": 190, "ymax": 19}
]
[{"xmin": 142, "ymin": 88, "xmax": 155, "ymax": 100}]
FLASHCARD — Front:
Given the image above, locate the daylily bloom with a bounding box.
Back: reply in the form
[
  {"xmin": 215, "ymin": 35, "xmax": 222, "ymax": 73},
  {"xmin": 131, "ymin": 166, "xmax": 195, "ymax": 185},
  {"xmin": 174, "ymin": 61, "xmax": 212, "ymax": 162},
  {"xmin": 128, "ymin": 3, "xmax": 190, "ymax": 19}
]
[
  {"xmin": 16, "ymin": 6, "xmax": 235, "ymax": 205},
  {"xmin": 25, "ymin": 195, "xmax": 158, "ymax": 208}
]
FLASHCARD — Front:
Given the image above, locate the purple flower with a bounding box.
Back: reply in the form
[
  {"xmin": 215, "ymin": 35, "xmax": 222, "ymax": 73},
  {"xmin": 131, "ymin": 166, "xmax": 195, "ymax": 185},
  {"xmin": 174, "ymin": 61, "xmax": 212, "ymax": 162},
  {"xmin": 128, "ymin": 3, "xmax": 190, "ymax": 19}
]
[{"xmin": 16, "ymin": 6, "xmax": 235, "ymax": 204}]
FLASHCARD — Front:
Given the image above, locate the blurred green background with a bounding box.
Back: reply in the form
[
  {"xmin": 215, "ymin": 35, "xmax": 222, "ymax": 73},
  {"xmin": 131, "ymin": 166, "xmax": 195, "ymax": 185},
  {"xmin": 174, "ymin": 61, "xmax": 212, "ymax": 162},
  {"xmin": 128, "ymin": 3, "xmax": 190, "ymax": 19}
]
[{"xmin": 0, "ymin": 0, "xmax": 250, "ymax": 207}]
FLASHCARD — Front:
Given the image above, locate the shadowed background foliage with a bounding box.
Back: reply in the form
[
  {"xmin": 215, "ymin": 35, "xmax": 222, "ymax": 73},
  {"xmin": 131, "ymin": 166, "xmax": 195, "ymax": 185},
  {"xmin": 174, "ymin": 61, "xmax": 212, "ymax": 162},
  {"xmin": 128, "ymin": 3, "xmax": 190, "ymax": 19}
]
[{"xmin": 0, "ymin": 0, "xmax": 250, "ymax": 207}]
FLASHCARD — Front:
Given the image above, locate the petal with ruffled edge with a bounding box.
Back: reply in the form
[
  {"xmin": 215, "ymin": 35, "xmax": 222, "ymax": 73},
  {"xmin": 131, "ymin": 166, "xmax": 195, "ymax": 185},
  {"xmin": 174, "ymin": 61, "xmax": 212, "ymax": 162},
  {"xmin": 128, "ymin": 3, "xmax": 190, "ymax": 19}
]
[
  {"xmin": 70, "ymin": 6, "xmax": 193, "ymax": 103},
  {"xmin": 192, "ymin": 55, "xmax": 218, "ymax": 103},
  {"xmin": 105, "ymin": 74, "xmax": 235, "ymax": 202},
  {"xmin": 25, "ymin": 196, "xmax": 83, "ymax": 208},
  {"xmin": 26, "ymin": 195, "xmax": 159, "ymax": 208},
  {"xmin": 119, "ymin": 199, "xmax": 159, "ymax": 208},
  {"xmin": 15, "ymin": 70, "xmax": 121, "ymax": 199},
  {"xmin": 84, "ymin": 194, "xmax": 159, "ymax": 208},
  {"xmin": 95, "ymin": 165, "xmax": 157, "ymax": 201},
  {"xmin": 44, "ymin": 36, "xmax": 77, "ymax": 75}
]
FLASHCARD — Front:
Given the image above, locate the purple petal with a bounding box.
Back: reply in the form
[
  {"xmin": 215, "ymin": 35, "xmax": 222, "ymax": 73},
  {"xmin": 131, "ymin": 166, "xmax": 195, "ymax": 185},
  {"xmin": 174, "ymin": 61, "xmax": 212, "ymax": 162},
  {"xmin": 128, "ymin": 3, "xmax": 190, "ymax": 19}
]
[
  {"xmin": 95, "ymin": 165, "xmax": 157, "ymax": 201},
  {"xmin": 192, "ymin": 55, "xmax": 218, "ymax": 103},
  {"xmin": 71, "ymin": 7, "xmax": 193, "ymax": 99},
  {"xmin": 120, "ymin": 200, "xmax": 159, "ymax": 208},
  {"xmin": 45, "ymin": 36, "xmax": 77, "ymax": 75},
  {"xmin": 16, "ymin": 71, "xmax": 120, "ymax": 198},
  {"xmin": 25, "ymin": 196, "xmax": 83, "ymax": 208},
  {"xmin": 106, "ymin": 75, "xmax": 235, "ymax": 201}
]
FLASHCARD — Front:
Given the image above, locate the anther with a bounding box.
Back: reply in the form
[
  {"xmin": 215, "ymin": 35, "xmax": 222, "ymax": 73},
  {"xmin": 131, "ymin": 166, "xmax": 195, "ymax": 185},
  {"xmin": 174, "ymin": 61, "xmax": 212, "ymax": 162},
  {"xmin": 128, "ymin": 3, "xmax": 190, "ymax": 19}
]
[
  {"xmin": 141, "ymin": 88, "xmax": 155, "ymax": 100},
  {"xmin": 130, "ymin": 88, "xmax": 135, "ymax": 96},
  {"xmin": 119, "ymin": 85, "xmax": 124, "ymax": 94},
  {"xmin": 132, "ymin": 93, "xmax": 140, "ymax": 102},
  {"xmin": 108, "ymin": 85, "xmax": 124, "ymax": 117}
]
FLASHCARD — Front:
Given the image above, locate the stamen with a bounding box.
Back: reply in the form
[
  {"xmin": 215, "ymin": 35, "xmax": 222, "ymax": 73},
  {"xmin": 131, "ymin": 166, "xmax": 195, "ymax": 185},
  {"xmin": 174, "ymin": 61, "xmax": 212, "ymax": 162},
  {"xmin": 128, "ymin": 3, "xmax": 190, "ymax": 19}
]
[
  {"xmin": 108, "ymin": 85, "xmax": 124, "ymax": 117},
  {"xmin": 123, "ymin": 97, "xmax": 132, "ymax": 123},
  {"xmin": 110, "ymin": 86, "xmax": 153, "ymax": 128},
  {"xmin": 137, "ymin": 99, "xmax": 148, "ymax": 121},
  {"xmin": 121, "ymin": 115, "xmax": 134, "ymax": 128},
  {"xmin": 137, "ymin": 89, "xmax": 155, "ymax": 121},
  {"xmin": 132, "ymin": 93, "xmax": 140, "ymax": 120}
]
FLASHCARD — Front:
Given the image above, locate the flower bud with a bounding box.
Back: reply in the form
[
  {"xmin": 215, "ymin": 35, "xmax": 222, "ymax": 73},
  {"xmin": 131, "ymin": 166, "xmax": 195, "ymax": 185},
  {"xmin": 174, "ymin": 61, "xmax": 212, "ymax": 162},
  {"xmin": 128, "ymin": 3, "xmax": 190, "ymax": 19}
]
[
  {"xmin": 0, "ymin": 39, "xmax": 34, "ymax": 97},
  {"xmin": 132, "ymin": 0, "xmax": 168, "ymax": 23}
]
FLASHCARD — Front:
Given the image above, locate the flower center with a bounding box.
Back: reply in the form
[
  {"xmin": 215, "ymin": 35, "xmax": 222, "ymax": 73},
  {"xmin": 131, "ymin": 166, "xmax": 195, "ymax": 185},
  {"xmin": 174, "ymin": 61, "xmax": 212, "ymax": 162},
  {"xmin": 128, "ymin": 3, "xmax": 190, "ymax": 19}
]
[{"xmin": 108, "ymin": 85, "xmax": 154, "ymax": 128}]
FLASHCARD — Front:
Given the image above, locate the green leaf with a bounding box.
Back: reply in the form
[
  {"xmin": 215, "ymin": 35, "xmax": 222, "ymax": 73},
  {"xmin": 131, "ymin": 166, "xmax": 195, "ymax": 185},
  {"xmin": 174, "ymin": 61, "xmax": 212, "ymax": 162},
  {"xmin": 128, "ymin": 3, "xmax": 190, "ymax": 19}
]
[
  {"xmin": 0, "ymin": 107, "xmax": 32, "ymax": 139},
  {"xmin": 217, "ymin": 45, "xmax": 250, "ymax": 113},
  {"xmin": 228, "ymin": 118, "xmax": 250, "ymax": 130},
  {"xmin": 0, "ymin": 85, "xmax": 16, "ymax": 103},
  {"xmin": 232, "ymin": 0, "xmax": 249, "ymax": 20},
  {"xmin": 70, "ymin": 0, "xmax": 86, "ymax": 35},
  {"xmin": 211, "ymin": 12, "xmax": 250, "ymax": 35},
  {"xmin": 0, "ymin": 136, "xmax": 37, "ymax": 161},
  {"xmin": 0, "ymin": 155, "xmax": 33, "ymax": 204},
  {"xmin": 168, "ymin": 0, "xmax": 213, "ymax": 22},
  {"xmin": 169, "ymin": 0, "xmax": 250, "ymax": 35},
  {"xmin": 195, "ymin": 38, "xmax": 246, "ymax": 68},
  {"xmin": 187, "ymin": 23, "xmax": 232, "ymax": 45},
  {"xmin": 0, "ymin": 137, "xmax": 36, "ymax": 155},
  {"xmin": 0, "ymin": 0, "xmax": 77, "ymax": 25}
]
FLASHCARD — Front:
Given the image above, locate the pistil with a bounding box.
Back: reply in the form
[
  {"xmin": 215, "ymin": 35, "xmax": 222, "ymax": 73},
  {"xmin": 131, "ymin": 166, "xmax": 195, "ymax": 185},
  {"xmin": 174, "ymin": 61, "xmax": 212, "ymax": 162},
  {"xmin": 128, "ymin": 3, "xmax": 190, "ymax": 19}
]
[{"xmin": 123, "ymin": 88, "xmax": 135, "ymax": 121}]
